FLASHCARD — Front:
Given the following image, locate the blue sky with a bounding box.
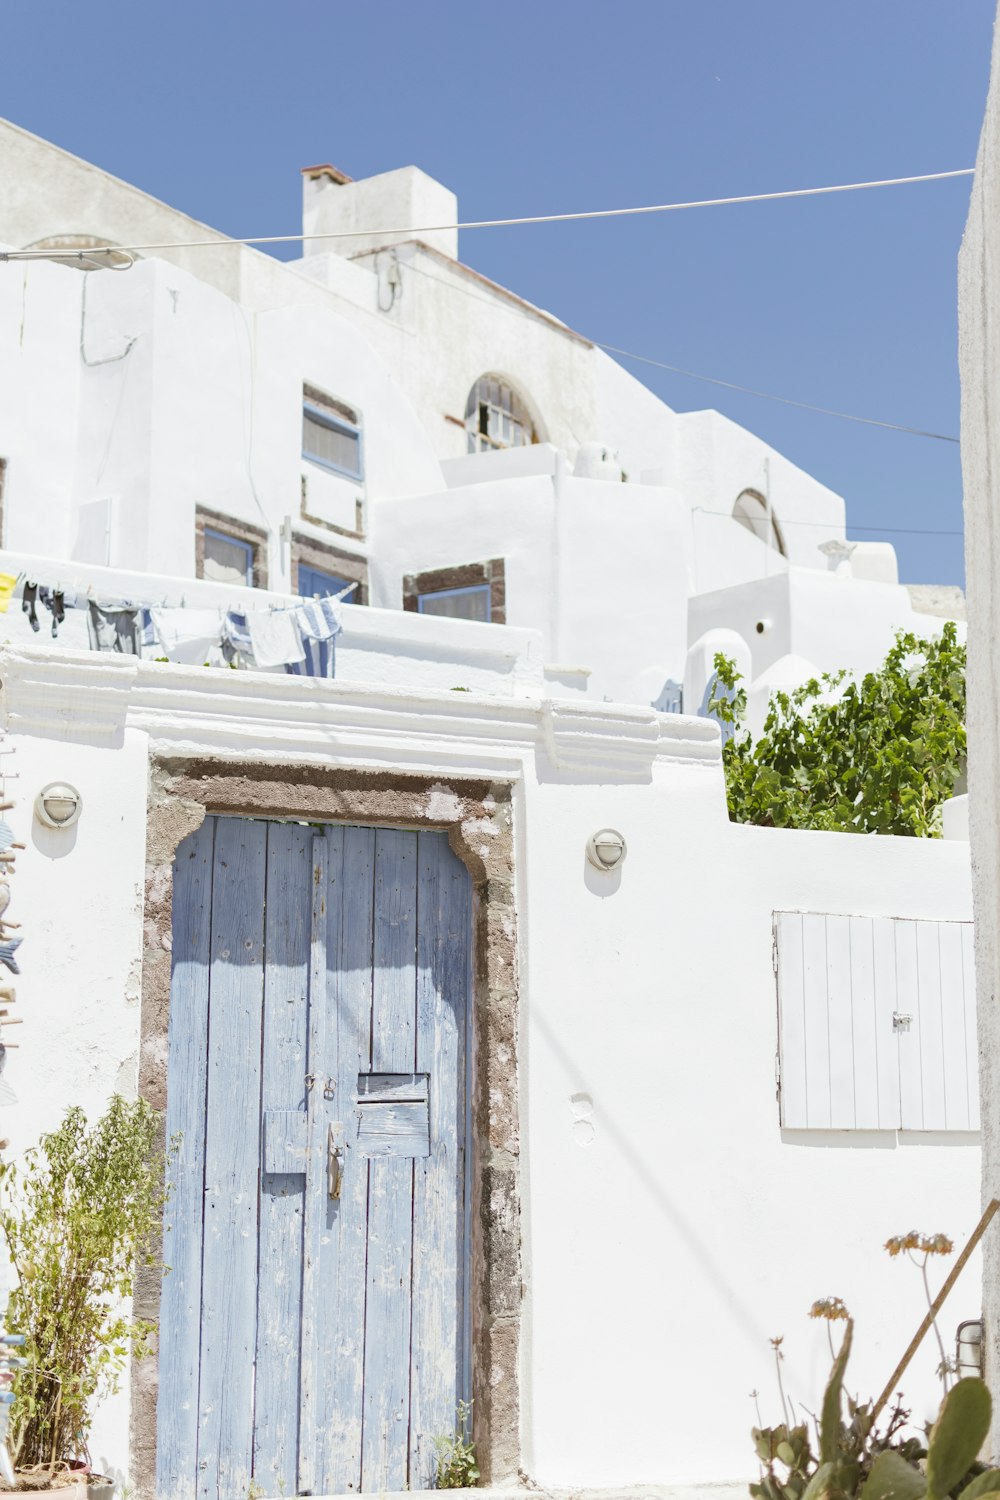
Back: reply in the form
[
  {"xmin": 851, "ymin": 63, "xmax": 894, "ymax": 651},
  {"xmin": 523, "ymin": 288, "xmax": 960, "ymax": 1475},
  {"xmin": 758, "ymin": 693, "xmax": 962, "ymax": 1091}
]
[{"xmin": 3, "ymin": 1, "xmax": 994, "ymax": 584}]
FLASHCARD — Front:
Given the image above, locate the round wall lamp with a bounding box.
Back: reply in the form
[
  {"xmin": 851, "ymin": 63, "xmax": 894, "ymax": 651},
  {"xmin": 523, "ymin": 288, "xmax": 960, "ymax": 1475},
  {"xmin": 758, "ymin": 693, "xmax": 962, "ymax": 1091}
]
[
  {"xmin": 35, "ymin": 783, "xmax": 83, "ymax": 830},
  {"xmin": 586, "ymin": 828, "xmax": 627, "ymax": 872}
]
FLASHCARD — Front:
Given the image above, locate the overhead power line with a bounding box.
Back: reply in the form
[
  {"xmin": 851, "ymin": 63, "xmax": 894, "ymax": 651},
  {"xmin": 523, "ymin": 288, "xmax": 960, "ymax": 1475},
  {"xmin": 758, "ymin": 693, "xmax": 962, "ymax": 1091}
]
[
  {"xmin": 597, "ymin": 344, "xmax": 960, "ymax": 443},
  {"xmin": 0, "ymin": 168, "xmax": 974, "ymax": 263},
  {"xmin": 402, "ymin": 253, "xmax": 962, "ymax": 446},
  {"xmin": 0, "ymin": 164, "xmax": 968, "ymax": 465}
]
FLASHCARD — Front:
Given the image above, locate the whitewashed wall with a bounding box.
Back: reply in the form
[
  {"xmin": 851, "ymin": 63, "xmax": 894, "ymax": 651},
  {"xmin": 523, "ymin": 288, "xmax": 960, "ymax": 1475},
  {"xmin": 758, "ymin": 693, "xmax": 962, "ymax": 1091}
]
[
  {"xmin": 0, "ymin": 645, "xmax": 978, "ymax": 1493},
  {"xmin": 959, "ymin": 0, "xmax": 1000, "ymax": 1459},
  {"xmin": 0, "ymin": 117, "xmax": 945, "ymax": 715}
]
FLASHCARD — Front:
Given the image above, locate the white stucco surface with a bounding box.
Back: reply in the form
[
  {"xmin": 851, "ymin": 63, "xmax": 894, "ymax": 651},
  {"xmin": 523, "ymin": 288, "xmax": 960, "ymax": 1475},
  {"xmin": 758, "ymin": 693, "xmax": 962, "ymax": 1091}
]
[
  {"xmin": 0, "ymin": 646, "xmax": 979, "ymax": 1490},
  {"xmin": 0, "ymin": 114, "xmax": 964, "ymax": 712},
  {"xmin": 0, "ymin": 114, "xmax": 979, "ymax": 1495},
  {"xmin": 959, "ymin": 0, "xmax": 1000, "ymax": 1455}
]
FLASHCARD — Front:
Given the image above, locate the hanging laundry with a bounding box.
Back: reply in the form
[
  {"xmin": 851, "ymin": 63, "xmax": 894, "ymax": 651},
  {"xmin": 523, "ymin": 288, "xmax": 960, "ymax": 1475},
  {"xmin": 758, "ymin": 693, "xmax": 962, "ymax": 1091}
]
[
  {"xmin": 149, "ymin": 607, "xmax": 223, "ymax": 665},
  {"xmin": 287, "ymin": 596, "xmax": 343, "ymax": 679},
  {"xmin": 21, "ymin": 582, "xmax": 39, "ymax": 633},
  {"xmin": 39, "ymin": 588, "xmax": 68, "ymax": 638},
  {"xmin": 221, "ymin": 611, "xmax": 254, "ymax": 667},
  {"xmin": 87, "ymin": 602, "xmax": 141, "ymax": 655},
  {"xmin": 139, "ymin": 609, "xmax": 159, "ymax": 654},
  {"xmin": 0, "ymin": 576, "xmax": 17, "ymax": 616},
  {"xmin": 0, "ymin": 825, "xmax": 22, "ymax": 856},
  {"xmin": 247, "ymin": 608, "xmax": 305, "ymax": 670},
  {"xmin": 0, "ymin": 940, "xmax": 21, "ymax": 977}
]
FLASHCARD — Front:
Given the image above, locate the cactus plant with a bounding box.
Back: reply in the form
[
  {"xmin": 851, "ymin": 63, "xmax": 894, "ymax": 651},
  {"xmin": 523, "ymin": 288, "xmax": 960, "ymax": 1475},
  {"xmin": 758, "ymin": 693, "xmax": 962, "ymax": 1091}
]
[
  {"xmin": 752, "ymin": 1318, "xmax": 995, "ymax": 1500},
  {"xmin": 926, "ymin": 1380, "xmax": 991, "ymax": 1500},
  {"xmin": 959, "ymin": 1470, "xmax": 1000, "ymax": 1500}
]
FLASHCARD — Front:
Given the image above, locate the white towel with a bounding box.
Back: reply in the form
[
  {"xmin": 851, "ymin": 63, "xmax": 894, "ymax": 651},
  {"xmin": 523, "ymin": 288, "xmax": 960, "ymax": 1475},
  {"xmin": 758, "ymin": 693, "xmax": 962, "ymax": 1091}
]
[
  {"xmin": 247, "ymin": 609, "xmax": 306, "ymax": 669},
  {"xmin": 149, "ymin": 607, "xmax": 223, "ymax": 665}
]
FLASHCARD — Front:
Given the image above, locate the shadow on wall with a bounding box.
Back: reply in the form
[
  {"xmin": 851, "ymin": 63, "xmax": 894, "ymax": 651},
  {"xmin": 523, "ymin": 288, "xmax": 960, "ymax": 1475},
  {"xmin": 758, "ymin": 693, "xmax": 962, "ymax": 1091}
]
[{"xmin": 781, "ymin": 1130, "xmax": 980, "ymax": 1150}]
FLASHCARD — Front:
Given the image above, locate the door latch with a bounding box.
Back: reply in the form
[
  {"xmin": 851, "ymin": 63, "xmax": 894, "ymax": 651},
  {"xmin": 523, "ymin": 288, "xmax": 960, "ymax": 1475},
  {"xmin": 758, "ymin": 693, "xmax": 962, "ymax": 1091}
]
[
  {"xmin": 893, "ymin": 1011, "xmax": 913, "ymax": 1032},
  {"xmin": 327, "ymin": 1123, "xmax": 344, "ymax": 1201}
]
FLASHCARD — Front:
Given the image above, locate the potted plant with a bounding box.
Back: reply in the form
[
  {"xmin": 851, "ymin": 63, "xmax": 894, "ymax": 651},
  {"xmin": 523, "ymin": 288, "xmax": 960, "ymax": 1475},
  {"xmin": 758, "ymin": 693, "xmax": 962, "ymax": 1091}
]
[{"xmin": 0, "ymin": 1097, "xmax": 168, "ymax": 1495}]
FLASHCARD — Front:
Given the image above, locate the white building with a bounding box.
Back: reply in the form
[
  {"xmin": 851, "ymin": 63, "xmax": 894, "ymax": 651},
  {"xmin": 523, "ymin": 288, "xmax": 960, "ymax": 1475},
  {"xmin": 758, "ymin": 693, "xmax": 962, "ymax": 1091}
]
[
  {"xmin": 0, "ymin": 120, "xmax": 958, "ymax": 705},
  {"xmin": 958, "ymin": 0, "xmax": 1000, "ymax": 1462},
  {"xmin": 0, "ymin": 119, "xmax": 981, "ymax": 1500}
]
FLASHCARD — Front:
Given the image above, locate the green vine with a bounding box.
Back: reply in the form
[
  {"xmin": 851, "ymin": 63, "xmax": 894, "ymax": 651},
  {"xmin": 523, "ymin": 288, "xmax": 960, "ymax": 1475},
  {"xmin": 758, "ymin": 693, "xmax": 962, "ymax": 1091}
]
[{"xmin": 708, "ymin": 623, "xmax": 966, "ymax": 837}]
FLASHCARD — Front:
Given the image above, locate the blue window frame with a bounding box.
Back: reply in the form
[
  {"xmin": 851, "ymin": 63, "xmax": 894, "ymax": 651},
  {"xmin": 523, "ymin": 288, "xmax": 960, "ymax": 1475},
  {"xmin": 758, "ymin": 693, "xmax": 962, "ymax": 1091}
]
[
  {"xmin": 302, "ymin": 394, "xmax": 364, "ymax": 482},
  {"xmin": 203, "ymin": 527, "xmax": 254, "ymax": 586},
  {"xmin": 417, "ymin": 584, "xmax": 491, "ymax": 622},
  {"xmin": 298, "ymin": 563, "xmax": 353, "ymax": 600}
]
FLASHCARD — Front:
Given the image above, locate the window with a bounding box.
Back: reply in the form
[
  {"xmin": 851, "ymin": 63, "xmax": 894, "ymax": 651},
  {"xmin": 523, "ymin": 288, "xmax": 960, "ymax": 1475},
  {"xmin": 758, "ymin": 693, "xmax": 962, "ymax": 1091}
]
[
  {"xmin": 302, "ymin": 385, "xmax": 363, "ymax": 481},
  {"xmin": 204, "ymin": 528, "xmax": 254, "ymax": 586},
  {"xmin": 291, "ymin": 535, "xmax": 368, "ymax": 604},
  {"xmin": 732, "ymin": 489, "xmax": 785, "ymax": 555},
  {"xmin": 195, "ymin": 508, "xmax": 268, "ymax": 589},
  {"xmin": 775, "ymin": 912, "xmax": 978, "ymax": 1131},
  {"xmin": 402, "ymin": 559, "xmax": 505, "ymax": 624},
  {"xmin": 298, "ymin": 563, "xmax": 351, "ymax": 599},
  {"xmin": 464, "ymin": 376, "xmax": 536, "ymax": 454},
  {"xmin": 418, "ymin": 584, "xmax": 491, "ymax": 622}
]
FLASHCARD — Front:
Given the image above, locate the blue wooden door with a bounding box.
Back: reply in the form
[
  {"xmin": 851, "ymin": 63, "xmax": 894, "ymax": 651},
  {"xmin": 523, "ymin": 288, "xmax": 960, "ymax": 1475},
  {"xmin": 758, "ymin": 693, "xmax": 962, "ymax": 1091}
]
[{"xmin": 157, "ymin": 818, "xmax": 472, "ymax": 1499}]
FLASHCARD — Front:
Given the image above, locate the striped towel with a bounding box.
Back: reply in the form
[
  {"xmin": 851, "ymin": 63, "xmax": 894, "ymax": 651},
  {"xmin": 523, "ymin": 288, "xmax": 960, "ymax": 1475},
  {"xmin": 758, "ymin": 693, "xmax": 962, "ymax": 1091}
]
[{"xmin": 286, "ymin": 597, "xmax": 343, "ymax": 679}]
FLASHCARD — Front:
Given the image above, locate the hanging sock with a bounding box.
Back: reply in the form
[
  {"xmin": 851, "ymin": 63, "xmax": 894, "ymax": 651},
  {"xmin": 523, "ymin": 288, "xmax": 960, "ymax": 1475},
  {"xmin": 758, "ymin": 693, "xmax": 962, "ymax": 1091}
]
[
  {"xmin": 87, "ymin": 601, "xmax": 141, "ymax": 655},
  {"xmin": 40, "ymin": 588, "xmax": 66, "ymax": 638},
  {"xmin": 0, "ymin": 576, "xmax": 17, "ymax": 616},
  {"xmin": 247, "ymin": 609, "xmax": 305, "ymax": 670},
  {"xmin": 0, "ymin": 941, "xmax": 21, "ymax": 976},
  {"xmin": 21, "ymin": 582, "xmax": 39, "ymax": 633}
]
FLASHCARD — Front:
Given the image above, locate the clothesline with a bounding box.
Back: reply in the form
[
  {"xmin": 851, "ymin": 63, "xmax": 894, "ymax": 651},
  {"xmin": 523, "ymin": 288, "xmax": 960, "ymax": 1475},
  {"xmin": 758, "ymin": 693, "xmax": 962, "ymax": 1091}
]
[{"xmin": 4, "ymin": 570, "xmax": 353, "ymax": 678}]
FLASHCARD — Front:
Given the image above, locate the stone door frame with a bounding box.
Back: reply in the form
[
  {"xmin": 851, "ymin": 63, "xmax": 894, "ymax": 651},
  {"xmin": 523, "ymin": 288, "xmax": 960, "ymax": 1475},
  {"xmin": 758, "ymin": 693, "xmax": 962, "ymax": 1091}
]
[{"xmin": 132, "ymin": 756, "xmax": 521, "ymax": 1499}]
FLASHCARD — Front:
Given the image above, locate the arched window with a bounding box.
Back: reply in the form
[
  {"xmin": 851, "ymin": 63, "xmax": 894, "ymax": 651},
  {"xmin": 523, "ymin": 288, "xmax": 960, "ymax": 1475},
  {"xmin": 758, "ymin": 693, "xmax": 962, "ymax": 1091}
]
[
  {"xmin": 732, "ymin": 489, "xmax": 786, "ymax": 555},
  {"xmin": 465, "ymin": 376, "xmax": 537, "ymax": 453}
]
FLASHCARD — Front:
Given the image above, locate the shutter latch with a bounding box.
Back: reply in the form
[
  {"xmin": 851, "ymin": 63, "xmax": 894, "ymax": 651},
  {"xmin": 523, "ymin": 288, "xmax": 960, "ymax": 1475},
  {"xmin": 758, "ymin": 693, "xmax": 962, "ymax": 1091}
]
[{"xmin": 892, "ymin": 1011, "xmax": 913, "ymax": 1031}]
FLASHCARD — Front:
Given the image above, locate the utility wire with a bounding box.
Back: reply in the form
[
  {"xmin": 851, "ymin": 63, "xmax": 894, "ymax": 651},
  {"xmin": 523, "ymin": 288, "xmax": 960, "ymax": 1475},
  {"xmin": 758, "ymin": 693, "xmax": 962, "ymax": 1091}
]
[
  {"xmin": 597, "ymin": 343, "xmax": 961, "ymax": 443},
  {"xmin": 402, "ymin": 252, "xmax": 963, "ymax": 446},
  {"xmin": 0, "ymin": 168, "xmax": 974, "ymax": 262}
]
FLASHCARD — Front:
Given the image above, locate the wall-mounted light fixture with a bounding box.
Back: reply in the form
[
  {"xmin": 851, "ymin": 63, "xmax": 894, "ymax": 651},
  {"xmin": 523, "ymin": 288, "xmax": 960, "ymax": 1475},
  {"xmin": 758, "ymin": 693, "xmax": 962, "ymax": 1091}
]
[
  {"xmin": 586, "ymin": 828, "xmax": 627, "ymax": 872},
  {"xmin": 956, "ymin": 1319, "xmax": 983, "ymax": 1378},
  {"xmin": 34, "ymin": 783, "xmax": 82, "ymax": 830}
]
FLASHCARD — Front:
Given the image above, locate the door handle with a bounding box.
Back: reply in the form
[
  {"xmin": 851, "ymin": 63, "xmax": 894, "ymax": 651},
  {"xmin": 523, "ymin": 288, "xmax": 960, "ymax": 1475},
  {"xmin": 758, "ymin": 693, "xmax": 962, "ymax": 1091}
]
[{"xmin": 327, "ymin": 1123, "xmax": 344, "ymax": 1201}]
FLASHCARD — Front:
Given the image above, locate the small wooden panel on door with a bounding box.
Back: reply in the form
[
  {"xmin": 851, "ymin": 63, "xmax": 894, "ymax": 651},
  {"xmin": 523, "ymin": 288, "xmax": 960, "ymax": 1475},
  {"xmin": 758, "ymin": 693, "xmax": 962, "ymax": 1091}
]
[{"xmin": 157, "ymin": 818, "xmax": 473, "ymax": 1500}]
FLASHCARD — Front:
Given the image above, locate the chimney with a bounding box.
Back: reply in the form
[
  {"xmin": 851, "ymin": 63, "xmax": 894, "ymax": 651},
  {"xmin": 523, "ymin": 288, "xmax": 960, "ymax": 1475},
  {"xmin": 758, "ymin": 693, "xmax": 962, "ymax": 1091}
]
[{"xmin": 301, "ymin": 163, "xmax": 458, "ymax": 261}]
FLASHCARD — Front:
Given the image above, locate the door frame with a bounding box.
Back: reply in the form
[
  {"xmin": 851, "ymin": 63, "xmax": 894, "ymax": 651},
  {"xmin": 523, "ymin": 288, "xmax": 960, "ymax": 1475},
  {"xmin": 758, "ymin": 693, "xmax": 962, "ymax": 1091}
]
[{"xmin": 132, "ymin": 758, "xmax": 522, "ymax": 1500}]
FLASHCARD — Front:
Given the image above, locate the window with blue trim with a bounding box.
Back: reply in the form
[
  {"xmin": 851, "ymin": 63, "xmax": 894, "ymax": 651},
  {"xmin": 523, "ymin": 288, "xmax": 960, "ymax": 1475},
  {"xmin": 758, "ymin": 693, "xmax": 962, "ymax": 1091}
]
[
  {"xmin": 417, "ymin": 584, "xmax": 491, "ymax": 622},
  {"xmin": 298, "ymin": 563, "xmax": 352, "ymax": 600},
  {"xmin": 302, "ymin": 385, "xmax": 364, "ymax": 481},
  {"xmin": 203, "ymin": 527, "xmax": 254, "ymax": 586}
]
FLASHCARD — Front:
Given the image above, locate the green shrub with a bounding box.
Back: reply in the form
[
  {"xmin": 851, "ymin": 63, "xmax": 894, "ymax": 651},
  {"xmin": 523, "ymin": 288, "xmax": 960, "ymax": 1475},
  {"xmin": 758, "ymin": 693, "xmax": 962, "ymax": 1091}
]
[
  {"xmin": 0, "ymin": 1097, "xmax": 169, "ymax": 1470},
  {"xmin": 710, "ymin": 623, "xmax": 966, "ymax": 836}
]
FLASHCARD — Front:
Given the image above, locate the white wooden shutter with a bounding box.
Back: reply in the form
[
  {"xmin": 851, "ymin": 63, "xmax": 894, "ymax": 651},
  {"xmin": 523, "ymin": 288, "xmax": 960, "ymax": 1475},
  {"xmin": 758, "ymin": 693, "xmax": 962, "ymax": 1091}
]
[{"xmin": 775, "ymin": 913, "xmax": 978, "ymax": 1132}]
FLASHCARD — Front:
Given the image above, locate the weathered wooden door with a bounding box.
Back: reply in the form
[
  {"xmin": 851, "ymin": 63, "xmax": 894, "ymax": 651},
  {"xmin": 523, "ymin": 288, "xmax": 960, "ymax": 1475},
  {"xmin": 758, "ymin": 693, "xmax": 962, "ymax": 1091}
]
[{"xmin": 157, "ymin": 818, "xmax": 472, "ymax": 1499}]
